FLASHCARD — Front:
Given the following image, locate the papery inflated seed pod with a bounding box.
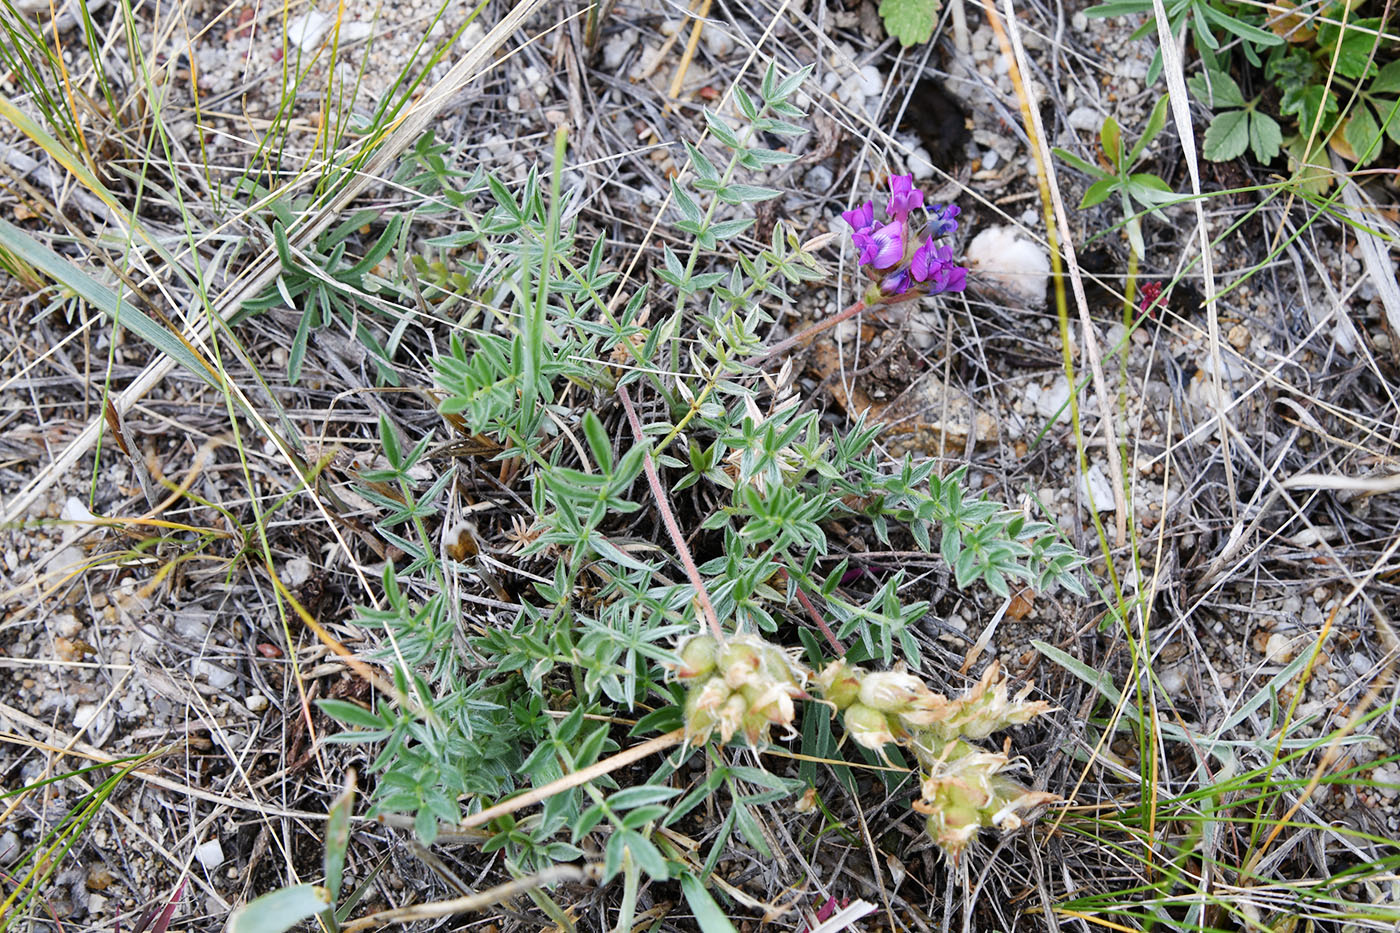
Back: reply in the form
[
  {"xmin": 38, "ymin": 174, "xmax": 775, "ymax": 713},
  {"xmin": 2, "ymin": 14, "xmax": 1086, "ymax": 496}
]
[
  {"xmin": 675, "ymin": 634, "xmax": 805, "ymax": 747},
  {"xmin": 924, "ymin": 661, "xmax": 1053, "ymax": 741},
  {"xmin": 908, "ymin": 733, "xmax": 1060, "ymax": 860}
]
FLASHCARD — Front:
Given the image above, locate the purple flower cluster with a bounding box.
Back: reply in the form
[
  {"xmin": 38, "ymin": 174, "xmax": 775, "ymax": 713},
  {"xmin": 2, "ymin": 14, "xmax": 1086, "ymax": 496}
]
[{"xmin": 842, "ymin": 175, "xmax": 967, "ymax": 301}]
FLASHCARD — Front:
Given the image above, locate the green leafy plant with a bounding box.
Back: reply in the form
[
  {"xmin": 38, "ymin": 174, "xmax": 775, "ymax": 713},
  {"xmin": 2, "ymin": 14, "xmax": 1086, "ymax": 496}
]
[
  {"xmin": 1189, "ymin": 67, "xmax": 1285, "ymax": 161},
  {"xmin": 879, "ymin": 0, "xmax": 943, "ymax": 46},
  {"xmin": 1084, "ymin": 0, "xmax": 1283, "ymax": 82},
  {"xmin": 1089, "ymin": 0, "xmax": 1399, "ymax": 172},
  {"xmin": 292, "ymin": 60, "xmax": 1086, "ymax": 925},
  {"xmin": 1053, "ymin": 95, "xmax": 1177, "ymax": 258},
  {"xmin": 238, "ymin": 206, "xmax": 408, "ymax": 385}
]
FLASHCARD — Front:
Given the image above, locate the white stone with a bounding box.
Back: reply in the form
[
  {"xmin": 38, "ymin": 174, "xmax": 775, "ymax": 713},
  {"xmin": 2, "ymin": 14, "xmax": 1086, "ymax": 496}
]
[
  {"xmin": 857, "ymin": 64, "xmax": 883, "ymax": 98},
  {"xmin": 287, "ymin": 10, "xmax": 332, "ymax": 52},
  {"xmin": 908, "ymin": 145, "xmax": 936, "ymax": 180},
  {"xmin": 73, "ymin": 703, "xmax": 102, "ymax": 730},
  {"xmin": 1198, "ymin": 348, "xmax": 1248, "ymax": 382},
  {"xmin": 194, "ymin": 838, "xmax": 225, "ymax": 870},
  {"xmin": 284, "ymin": 556, "xmax": 313, "ymax": 587},
  {"xmin": 703, "ymin": 26, "xmax": 734, "ymax": 57},
  {"xmin": 1079, "ymin": 463, "xmax": 1115, "ymax": 513},
  {"xmin": 194, "ymin": 660, "xmax": 237, "ymax": 692},
  {"xmin": 0, "ymin": 832, "xmax": 18, "ymax": 865},
  {"xmin": 1264, "ymin": 632, "xmax": 1293, "ymax": 664},
  {"xmin": 61, "ymin": 496, "xmax": 99, "ymax": 523},
  {"xmin": 981, "ymin": 148, "xmax": 999, "ymax": 170},
  {"xmin": 1072, "ymin": 11, "xmax": 1088, "ymax": 30},
  {"xmin": 965, "ymin": 226, "xmax": 1050, "ymax": 306},
  {"xmin": 47, "ymin": 545, "xmax": 86, "ymax": 576},
  {"xmin": 1035, "ymin": 376, "xmax": 1071, "ymax": 421},
  {"xmin": 1115, "ymin": 59, "xmax": 1149, "ymax": 80},
  {"xmin": 457, "ymin": 20, "xmax": 485, "ymax": 51},
  {"xmin": 54, "ymin": 613, "xmax": 82, "ymax": 638},
  {"xmin": 1158, "ymin": 665, "xmax": 1185, "ymax": 697},
  {"xmin": 602, "ymin": 32, "xmax": 633, "ymax": 70},
  {"xmin": 339, "ymin": 21, "xmax": 373, "ymax": 43},
  {"xmin": 804, "ymin": 165, "xmax": 833, "ymax": 192},
  {"xmin": 1068, "ymin": 106, "xmax": 1104, "ymax": 133},
  {"xmin": 245, "ymin": 693, "xmax": 269, "ymax": 713}
]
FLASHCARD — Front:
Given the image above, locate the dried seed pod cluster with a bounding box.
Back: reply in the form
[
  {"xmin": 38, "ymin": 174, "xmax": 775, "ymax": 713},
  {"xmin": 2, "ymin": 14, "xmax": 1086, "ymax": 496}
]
[
  {"xmin": 671, "ymin": 634, "xmax": 1057, "ymax": 860},
  {"xmin": 914, "ymin": 741, "xmax": 1059, "ymax": 858},
  {"xmin": 672, "ymin": 635, "xmax": 806, "ymax": 746},
  {"xmin": 814, "ymin": 657, "xmax": 1058, "ymax": 860}
]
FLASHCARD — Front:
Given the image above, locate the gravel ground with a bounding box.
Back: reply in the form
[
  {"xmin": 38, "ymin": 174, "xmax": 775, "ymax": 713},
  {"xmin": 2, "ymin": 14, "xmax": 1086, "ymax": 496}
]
[{"xmin": 1, "ymin": 0, "xmax": 1398, "ymax": 929}]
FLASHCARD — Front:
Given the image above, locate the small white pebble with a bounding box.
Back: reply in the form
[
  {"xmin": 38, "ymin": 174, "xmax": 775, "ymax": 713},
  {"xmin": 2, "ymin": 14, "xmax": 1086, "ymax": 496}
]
[
  {"xmin": 0, "ymin": 831, "xmax": 19, "ymax": 865},
  {"xmin": 965, "ymin": 226, "xmax": 1050, "ymax": 306},
  {"xmin": 245, "ymin": 694, "xmax": 269, "ymax": 713},
  {"xmin": 1263, "ymin": 632, "xmax": 1293, "ymax": 664},
  {"xmin": 284, "ymin": 556, "xmax": 313, "ymax": 587},
  {"xmin": 339, "ymin": 21, "xmax": 374, "ymax": 43},
  {"xmin": 73, "ymin": 703, "xmax": 101, "ymax": 731},
  {"xmin": 194, "ymin": 659, "xmax": 238, "ymax": 692},
  {"xmin": 1078, "ymin": 463, "xmax": 1114, "ymax": 513},
  {"xmin": 286, "ymin": 10, "xmax": 332, "ymax": 52},
  {"xmin": 857, "ymin": 64, "xmax": 883, "ymax": 98},
  {"xmin": 803, "ymin": 165, "xmax": 833, "ymax": 191},
  {"xmin": 194, "ymin": 838, "xmax": 225, "ymax": 870},
  {"xmin": 1067, "ymin": 106, "xmax": 1103, "ymax": 133},
  {"xmin": 703, "ymin": 26, "xmax": 733, "ymax": 57},
  {"xmin": 457, "ymin": 21, "xmax": 485, "ymax": 51}
]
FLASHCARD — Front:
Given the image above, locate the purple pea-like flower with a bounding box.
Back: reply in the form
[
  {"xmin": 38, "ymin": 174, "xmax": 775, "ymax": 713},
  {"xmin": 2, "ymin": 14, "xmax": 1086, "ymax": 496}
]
[
  {"xmin": 885, "ymin": 174, "xmax": 924, "ymax": 223},
  {"xmin": 842, "ymin": 200, "xmax": 875, "ymax": 235},
  {"xmin": 942, "ymin": 264, "xmax": 968, "ymax": 293},
  {"xmin": 880, "ymin": 267, "xmax": 913, "ymax": 296},
  {"xmin": 852, "ymin": 220, "xmax": 906, "ymax": 270},
  {"xmin": 909, "ymin": 237, "xmax": 945, "ymax": 283},
  {"xmin": 926, "ymin": 203, "xmax": 961, "ymax": 238},
  {"xmin": 906, "ymin": 238, "xmax": 968, "ymax": 296}
]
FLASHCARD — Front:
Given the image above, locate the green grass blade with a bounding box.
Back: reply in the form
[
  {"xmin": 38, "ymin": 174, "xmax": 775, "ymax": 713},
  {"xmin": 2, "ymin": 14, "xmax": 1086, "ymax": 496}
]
[{"xmin": 0, "ymin": 219, "xmax": 219, "ymax": 390}]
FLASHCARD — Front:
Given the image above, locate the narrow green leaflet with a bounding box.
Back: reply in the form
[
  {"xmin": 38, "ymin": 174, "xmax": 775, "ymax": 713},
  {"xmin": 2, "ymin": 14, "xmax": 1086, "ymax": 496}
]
[
  {"xmin": 228, "ymin": 885, "xmax": 330, "ymax": 933},
  {"xmin": 680, "ymin": 872, "xmax": 739, "ymax": 933}
]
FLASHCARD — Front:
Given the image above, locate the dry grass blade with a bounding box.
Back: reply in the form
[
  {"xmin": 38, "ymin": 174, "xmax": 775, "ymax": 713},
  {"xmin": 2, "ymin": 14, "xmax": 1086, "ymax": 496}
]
[
  {"xmin": 1, "ymin": 0, "xmax": 549, "ymax": 525},
  {"xmin": 339, "ymin": 863, "xmax": 600, "ymax": 931}
]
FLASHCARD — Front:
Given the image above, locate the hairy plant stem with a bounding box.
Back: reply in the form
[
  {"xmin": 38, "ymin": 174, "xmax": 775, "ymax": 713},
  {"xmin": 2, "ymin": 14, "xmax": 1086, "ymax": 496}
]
[{"xmin": 617, "ymin": 385, "xmax": 725, "ymax": 641}]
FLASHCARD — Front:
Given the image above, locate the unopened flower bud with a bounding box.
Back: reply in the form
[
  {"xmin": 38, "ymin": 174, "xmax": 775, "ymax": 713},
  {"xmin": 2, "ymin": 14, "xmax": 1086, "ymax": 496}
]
[
  {"xmin": 675, "ymin": 635, "xmax": 719, "ymax": 680},
  {"xmin": 814, "ymin": 659, "xmax": 863, "ymax": 710},
  {"xmin": 843, "ymin": 703, "xmax": 897, "ymax": 751},
  {"xmin": 683, "ymin": 677, "xmax": 730, "ymax": 743},
  {"xmin": 859, "ymin": 670, "xmax": 941, "ymax": 713},
  {"xmin": 718, "ymin": 641, "xmax": 763, "ymax": 689}
]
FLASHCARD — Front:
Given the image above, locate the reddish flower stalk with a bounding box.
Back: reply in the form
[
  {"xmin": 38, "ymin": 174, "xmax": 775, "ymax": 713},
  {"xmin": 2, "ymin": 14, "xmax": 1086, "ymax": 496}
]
[{"xmin": 618, "ymin": 385, "xmax": 725, "ymax": 641}]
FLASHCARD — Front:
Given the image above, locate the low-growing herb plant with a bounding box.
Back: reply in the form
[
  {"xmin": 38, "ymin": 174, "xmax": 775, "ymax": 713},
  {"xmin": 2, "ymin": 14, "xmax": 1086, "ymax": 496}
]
[
  {"xmin": 1087, "ymin": 0, "xmax": 1399, "ymax": 174},
  {"xmin": 283, "ymin": 61, "xmax": 1085, "ymax": 922},
  {"xmin": 1053, "ymin": 95, "xmax": 1177, "ymax": 260}
]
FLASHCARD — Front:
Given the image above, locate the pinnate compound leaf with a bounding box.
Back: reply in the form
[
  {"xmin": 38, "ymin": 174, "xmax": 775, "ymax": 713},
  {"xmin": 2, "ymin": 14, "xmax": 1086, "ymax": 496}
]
[{"xmin": 879, "ymin": 0, "xmax": 941, "ymax": 46}]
